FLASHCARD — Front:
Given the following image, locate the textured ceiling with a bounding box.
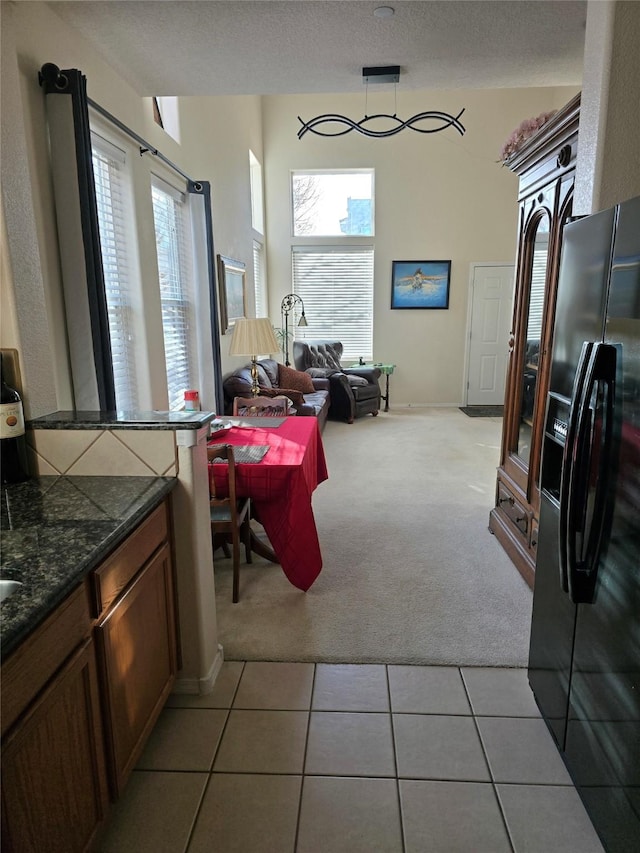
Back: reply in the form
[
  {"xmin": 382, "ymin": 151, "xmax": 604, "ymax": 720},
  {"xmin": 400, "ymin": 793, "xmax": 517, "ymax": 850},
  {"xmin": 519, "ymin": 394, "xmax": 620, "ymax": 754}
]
[{"xmin": 48, "ymin": 0, "xmax": 587, "ymax": 97}]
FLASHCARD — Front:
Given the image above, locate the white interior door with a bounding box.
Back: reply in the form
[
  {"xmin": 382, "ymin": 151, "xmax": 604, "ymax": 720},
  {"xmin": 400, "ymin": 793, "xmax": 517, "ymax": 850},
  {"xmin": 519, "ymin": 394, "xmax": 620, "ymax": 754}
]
[{"xmin": 466, "ymin": 264, "xmax": 514, "ymax": 405}]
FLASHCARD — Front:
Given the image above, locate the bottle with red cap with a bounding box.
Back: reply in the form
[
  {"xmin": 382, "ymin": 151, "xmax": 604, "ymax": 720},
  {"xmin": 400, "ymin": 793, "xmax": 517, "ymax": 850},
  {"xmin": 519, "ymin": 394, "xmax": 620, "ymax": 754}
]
[{"xmin": 184, "ymin": 390, "xmax": 200, "ymax": 411}]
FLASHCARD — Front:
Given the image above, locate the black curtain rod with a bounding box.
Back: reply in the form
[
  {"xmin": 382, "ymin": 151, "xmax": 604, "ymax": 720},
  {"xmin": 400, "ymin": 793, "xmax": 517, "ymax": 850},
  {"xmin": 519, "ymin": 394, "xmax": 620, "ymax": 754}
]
[{"xmin": 87, "ymin": 97, "xmax": 192, "ymax": 184}]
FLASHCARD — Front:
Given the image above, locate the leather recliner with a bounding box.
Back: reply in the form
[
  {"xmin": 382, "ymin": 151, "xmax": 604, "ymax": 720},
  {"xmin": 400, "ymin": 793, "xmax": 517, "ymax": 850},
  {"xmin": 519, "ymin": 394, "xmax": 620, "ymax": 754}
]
[{"xmin": 293, "ymin": 340, "xmax": 381, "ymax": 423}]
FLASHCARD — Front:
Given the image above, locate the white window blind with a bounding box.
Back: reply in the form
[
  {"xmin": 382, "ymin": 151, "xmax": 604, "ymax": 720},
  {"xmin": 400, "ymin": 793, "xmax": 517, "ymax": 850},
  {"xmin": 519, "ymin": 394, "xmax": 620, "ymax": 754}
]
[
  {"xmin": 527, "ymin": 234, "xmax": 550, "ymax": 340},
  {"xmin": 151, "ymin": 179, "xmax": 194, "ymax": 410},
  {"xmin": 291, "ymin": 246, "xmax": 374, "ymax": 360},
  {"xmin": 253, "ymin": 240, "xmax": 267, "ymax": 317},
  {"xmin": 91, "ymin": 135, "xmax": 138, "ymax": 411}
]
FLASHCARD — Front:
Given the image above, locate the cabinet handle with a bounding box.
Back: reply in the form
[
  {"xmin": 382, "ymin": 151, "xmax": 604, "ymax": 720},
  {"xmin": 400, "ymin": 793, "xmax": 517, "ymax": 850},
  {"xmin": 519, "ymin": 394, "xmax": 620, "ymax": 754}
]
[{"xmin": 499, "ymin": 496, "xmax": 515, "ymax": 507}]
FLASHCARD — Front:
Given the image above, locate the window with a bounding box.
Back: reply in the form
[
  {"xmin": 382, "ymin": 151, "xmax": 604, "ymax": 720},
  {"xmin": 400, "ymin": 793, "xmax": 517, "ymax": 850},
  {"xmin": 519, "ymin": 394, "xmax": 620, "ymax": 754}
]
[
  {"xmin": 253, "ymin": 240, "xmax": 267, "ymax": 318},
  {"xmin": 292, "ymin": 170, "xmax": 374, "ymax": 236},
  {"xmin": 91, "ymin": 134, "xmax": 138, "ymax": 410},
  {"xmin": 249, "ymin": 150, "xmax": 264, "ymax": 234},
  {"xmin": 152, "ymin": 97, "xmax": 181, "ymax": 143},
  {"xmin": 151, "ymin": 179, "xmax": 194, "ymax": 410},
  {"xmin": 291, "ymin": 246, "xmax": 374, "ymax": 360}
]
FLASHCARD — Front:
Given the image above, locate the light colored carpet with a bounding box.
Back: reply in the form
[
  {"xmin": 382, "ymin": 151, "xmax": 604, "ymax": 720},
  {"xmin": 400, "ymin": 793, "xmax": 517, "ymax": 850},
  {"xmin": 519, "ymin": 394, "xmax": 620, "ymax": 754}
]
[{"xmin": 214, "ymin": 407, "xmax": 533, "ymax": 666}]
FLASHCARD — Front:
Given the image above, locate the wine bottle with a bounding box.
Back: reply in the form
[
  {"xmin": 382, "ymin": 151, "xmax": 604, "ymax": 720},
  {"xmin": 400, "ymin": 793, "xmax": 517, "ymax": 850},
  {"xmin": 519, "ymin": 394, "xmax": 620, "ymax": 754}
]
[{"xmin": 1, "ymin": 353, "xmax": 30, "ymax": 485}]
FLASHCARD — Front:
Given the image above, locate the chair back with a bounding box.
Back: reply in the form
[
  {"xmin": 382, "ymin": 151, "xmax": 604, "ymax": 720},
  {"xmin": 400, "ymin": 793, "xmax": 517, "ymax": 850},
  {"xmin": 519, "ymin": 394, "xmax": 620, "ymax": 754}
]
[
  {"xmin": 233, "ymin": 395, "xmax": 290, "ymax": 417},
  {"xmin": 292, "ymin": 340, "xmax": 344, "ymax": 372},
  {"xmin": 207, "ymin": 444, "xmax": 237, "ymax": 508}
]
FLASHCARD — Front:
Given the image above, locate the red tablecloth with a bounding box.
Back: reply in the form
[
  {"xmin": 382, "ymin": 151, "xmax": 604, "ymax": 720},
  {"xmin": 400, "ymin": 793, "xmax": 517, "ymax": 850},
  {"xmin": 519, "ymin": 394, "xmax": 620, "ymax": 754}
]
[{"xmin": 208, "ymin": 417, "xmax": 328, "ymax": 591}]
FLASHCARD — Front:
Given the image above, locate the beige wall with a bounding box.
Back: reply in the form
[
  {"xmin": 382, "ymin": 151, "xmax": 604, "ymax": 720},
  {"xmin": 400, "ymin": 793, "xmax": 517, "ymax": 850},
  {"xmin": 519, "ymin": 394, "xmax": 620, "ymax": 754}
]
[
  {"xmin": 2, "ymin": 0, "xmax": 580, "ymax": 413},
  {"xmin": 262, "ymin": 87, "xmax": 578, "ymax": 405},
  {"xmin": 1, "ymin": 1, "xmax": 263, "ymax": 416}
]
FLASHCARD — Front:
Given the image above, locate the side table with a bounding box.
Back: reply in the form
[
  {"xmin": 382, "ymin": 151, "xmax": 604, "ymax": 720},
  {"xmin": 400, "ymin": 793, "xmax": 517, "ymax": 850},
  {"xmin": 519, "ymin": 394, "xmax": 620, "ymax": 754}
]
[{"xmin": 350, "ymin": 362, "xmax": 396, "ymax": 412}]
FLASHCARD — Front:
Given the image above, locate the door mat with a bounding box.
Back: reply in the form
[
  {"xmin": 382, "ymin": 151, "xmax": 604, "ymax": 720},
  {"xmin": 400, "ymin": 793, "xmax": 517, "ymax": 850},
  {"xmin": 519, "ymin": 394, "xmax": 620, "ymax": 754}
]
[{"xmin": 459, "ymin": 406, "xmax": 504, "ymax": 418}]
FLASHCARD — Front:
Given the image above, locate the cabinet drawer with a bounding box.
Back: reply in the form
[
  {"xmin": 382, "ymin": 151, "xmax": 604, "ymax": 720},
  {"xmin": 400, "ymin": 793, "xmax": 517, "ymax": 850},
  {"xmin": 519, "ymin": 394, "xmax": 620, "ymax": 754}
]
[
  {"xmin": 91, "ymin": 500, "xmax": 168, "ymax": 617},
  {"xmin": 1, "ymin": 584, "xmax": 91, "ymax": 736},
  {"xmin": 497, "ymin": 483, "xmax": 529, "ymax": 536}
]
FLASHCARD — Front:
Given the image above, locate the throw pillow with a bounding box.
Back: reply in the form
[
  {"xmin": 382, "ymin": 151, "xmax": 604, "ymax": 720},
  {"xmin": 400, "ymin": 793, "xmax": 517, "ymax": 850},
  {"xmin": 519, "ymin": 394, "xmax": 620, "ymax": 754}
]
[
  {"xmin": 278, "ymin": 363, "xmax": 315, "ymax": 394},
  {"xmin": 261, "ymin": 386, "xmax": 306, "ymax": 407}
]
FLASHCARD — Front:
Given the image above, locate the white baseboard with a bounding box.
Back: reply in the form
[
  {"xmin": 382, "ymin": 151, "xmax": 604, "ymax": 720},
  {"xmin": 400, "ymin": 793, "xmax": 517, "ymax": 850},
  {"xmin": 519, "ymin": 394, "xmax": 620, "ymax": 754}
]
[
  {"xmin": 172, "ymin": 644, "xmax": 224, "ymax": 695},
  {"xmin": 388, "ymin": 402, "xmax": 463, "ymax": 409}
]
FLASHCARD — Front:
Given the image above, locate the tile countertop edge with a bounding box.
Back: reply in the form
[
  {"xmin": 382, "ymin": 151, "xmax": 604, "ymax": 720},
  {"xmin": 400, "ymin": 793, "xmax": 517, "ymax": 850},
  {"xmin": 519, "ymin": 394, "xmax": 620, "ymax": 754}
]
[
  {"xmin": 0, "ymin": 476, "xmax": 177, "ymax": 661},
  {"xmin": 27, "ymin": 410, "xmax": 218, "ymax": 430}
]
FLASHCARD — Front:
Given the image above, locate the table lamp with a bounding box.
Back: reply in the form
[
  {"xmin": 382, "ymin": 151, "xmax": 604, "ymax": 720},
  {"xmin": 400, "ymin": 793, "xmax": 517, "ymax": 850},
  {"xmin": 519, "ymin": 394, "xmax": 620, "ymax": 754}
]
[{"xmin": 229, "ymin": 318, "xmax": 280, "ymax": 396}]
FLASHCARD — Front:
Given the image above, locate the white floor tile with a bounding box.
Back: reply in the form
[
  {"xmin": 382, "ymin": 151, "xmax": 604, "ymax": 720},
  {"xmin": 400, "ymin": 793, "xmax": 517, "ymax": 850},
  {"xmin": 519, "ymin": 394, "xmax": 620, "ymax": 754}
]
[
  {"xmin": 394, "ymin": 713, "xmax": 490, "ymax": 781},
  {"xmin": 213, "ymin": 710, "xmax": 308, "ymax": 774},
  {"xmin": 305, "ymin": 711, "xmax": 396, "ymax": 777},
  {"xmin": 400, "ymin": 779, "xmax": 511, "ymax": 853},
  {"xmin": 389, "ymin": 665, "xmax": 471, "ymax": 714},
  {"xmin": 312, "ymin": 663, "xmax": 389, "ymax": 711},
  {"xmin": 477, "ymin": 716, "xmax": 573, "ymax": 784},
  {"xmin": 298, "ymin": 776, "xmax": 403, "ymax": 853},
  {"xmin": 497, "ymin": 784, "xmax": 606, "ymax": 852},
  {"xmin": 188, "ymin": 774, "xmax": 301, "ymax": 853},
  {"xmin": 234, "ymin": 661, "xmax": 314, "ymax": 709},
  {"xmin": 462, "ymin": 667, "xmax": 541, "ymax": 717}
]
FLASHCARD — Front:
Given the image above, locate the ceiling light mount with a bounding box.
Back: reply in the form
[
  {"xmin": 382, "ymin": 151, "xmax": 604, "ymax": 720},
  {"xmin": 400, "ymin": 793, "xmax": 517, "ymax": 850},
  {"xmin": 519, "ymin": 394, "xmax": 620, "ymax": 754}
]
[
  {"xmin": 373, "ymin": 6, "xmax": 395, "ymax": 18},
  {"xmin": 363, "ymin": 65, "xmax": 400, "ymax": 85}
]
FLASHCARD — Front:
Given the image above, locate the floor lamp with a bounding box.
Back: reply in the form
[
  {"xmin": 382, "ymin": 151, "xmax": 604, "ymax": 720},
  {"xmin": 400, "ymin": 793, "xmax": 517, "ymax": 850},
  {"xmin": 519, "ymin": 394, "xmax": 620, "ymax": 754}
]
[
  {"xmin": 280, "ymin": 294, "xmax": 308, "ymax": 366},
  {"xmin": 229, "ymin": 318, "xmax": 280, "ymax": 396}
]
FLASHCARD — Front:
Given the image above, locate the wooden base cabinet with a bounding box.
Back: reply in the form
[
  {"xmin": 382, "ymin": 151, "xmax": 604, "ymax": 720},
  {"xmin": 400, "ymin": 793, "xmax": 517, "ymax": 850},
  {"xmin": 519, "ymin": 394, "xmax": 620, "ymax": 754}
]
[
  {"xmin": 1, "ymin": 594, "xmax": 108, "ymax": 853},
  {"xmin": 489, "ymin": 94, "xmax": 580, "ymax": 587},
  {"xmin": 1, "ymin": 495, "xmax": 178, "ymax": 850}
]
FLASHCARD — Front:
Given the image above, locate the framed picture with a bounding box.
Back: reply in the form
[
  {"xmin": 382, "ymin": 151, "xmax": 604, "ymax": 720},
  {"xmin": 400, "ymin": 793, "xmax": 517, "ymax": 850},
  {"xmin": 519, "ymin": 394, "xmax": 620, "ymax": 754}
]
[
  {"xmin": 391, "ymin": 260, "xmax": 451, "ymax": 309},
  {"xmin": 217, "ymin": 254, "xmax": 247, "ymax": 332}
]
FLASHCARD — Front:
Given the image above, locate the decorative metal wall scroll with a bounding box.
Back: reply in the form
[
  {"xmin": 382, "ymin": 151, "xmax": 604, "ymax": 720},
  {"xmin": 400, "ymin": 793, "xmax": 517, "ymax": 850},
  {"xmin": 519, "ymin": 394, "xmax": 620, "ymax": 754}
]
[{"xmin": 297, "ymin": 108, "xmax": 466, "ymax": 140}]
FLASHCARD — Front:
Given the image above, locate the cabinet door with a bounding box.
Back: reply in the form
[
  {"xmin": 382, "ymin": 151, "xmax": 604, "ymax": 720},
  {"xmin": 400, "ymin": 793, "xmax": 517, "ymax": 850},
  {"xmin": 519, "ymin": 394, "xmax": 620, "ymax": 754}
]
[
  {"xmin": 511, "ymin": 210, "xmax": 551, "ymax": 472},
  {"xmin": 1, "ymin": 639, "xmax": 108, "ymax": 853},
  {"xmin": 95, "ymin": 543, "xmax": 177, "ymax": 796}
]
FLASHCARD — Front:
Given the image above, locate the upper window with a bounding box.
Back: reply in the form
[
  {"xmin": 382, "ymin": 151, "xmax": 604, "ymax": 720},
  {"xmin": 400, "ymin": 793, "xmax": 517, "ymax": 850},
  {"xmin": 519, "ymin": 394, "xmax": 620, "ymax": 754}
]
[
  {"xmin": 291, "ymin": 170, "xmax": 374, "ymax": 236},
  {"xmin": 152, "ymin": 97, "xmax": 181, "ymax": 144},
  {"xmin": 249, "ymin": 150, "xmax": 264, "ymax": 235}
]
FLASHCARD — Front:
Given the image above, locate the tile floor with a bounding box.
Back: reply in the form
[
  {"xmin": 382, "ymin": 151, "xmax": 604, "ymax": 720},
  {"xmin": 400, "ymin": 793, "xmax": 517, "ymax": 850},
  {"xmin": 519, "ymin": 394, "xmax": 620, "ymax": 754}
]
[{"xmin": 100, "ymin": 662, "xmax": 605, "ymax": 853}]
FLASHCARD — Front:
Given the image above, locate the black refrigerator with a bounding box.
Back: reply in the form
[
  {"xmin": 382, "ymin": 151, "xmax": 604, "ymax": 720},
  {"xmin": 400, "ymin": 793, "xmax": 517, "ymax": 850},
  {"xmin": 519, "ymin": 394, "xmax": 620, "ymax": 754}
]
[{"xmin": 528, "ymin": 194, "xmax": 640, "ymax": 852}]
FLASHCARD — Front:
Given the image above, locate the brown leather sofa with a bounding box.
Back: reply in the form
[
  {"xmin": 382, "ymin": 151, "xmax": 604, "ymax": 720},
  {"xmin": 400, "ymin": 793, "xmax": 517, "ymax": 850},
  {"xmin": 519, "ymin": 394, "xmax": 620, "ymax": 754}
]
[
  {"xmin": 293, "ymin": 340, "xmax": 381, "ymax": 423},
  {"xmin": 222, "ymin": 358, "xmax": 330, "ymax": 430}
]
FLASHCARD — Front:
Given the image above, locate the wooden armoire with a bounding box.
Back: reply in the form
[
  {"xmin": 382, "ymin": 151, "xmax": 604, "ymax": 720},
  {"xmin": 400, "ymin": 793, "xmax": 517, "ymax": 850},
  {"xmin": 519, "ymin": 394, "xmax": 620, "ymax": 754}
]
[{"xmin": 489, "ymin": 93, "xmax": 581, "ymax": 587}]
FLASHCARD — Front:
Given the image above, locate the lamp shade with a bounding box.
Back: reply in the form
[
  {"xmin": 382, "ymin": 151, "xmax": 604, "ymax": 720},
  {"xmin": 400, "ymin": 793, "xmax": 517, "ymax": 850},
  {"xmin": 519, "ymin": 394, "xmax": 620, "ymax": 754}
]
[{"xmin": 229, "ymin": 317, "xmax": 280, "ymax": 357}]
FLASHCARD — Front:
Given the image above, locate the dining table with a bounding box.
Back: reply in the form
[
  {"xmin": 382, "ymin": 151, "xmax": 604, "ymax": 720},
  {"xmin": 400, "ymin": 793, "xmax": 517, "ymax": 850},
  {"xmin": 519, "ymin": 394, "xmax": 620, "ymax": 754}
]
[{"xmin": 207, "ymin": 416, "xmax": 328, "ymax": 592}]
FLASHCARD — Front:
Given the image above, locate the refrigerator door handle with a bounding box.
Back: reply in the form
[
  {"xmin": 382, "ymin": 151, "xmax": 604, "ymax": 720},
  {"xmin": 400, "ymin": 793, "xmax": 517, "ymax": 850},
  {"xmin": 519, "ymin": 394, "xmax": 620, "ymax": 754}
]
[
  {"xmin": 559, "ymin": 341, "xmax": 593, "ymax": 593},
  {"xmin": 565, "ymin": 343, "xmax": 616, "ymax": 604}
]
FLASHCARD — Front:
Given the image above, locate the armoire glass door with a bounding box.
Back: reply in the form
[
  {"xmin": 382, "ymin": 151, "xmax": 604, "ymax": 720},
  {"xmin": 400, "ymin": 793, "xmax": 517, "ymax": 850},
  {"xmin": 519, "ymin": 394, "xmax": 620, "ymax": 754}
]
[{"xmin": 515, "ymin": 213, "xmax": 550, "ymax": 465}]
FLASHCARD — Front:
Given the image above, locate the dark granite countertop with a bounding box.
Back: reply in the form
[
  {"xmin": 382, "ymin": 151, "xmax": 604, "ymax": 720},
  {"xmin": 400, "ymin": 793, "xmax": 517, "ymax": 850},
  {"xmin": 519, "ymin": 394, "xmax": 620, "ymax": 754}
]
[
  {"xmin": 1, "ymin": 475, "xmax": 177, "ymax": 659},
  {"xmin": 28, "ymin": 409, "xmax": 217, "ymax": 430}
]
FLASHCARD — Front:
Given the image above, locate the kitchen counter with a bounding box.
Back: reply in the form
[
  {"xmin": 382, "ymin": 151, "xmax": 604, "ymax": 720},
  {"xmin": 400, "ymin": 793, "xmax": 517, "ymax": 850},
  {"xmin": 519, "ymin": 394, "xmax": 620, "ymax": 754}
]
[
  {"xmin": 0, "ymin": 475, "xmax": 177, "ymax": 659},
  {"xmin": 28, "ymin": 409, "xmax": 216, "ymax": 430}
]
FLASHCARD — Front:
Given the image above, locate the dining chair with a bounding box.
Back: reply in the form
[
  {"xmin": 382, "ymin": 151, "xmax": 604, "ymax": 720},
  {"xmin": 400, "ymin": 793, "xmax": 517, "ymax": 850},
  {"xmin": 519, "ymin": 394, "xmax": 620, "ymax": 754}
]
[
  {"xmin": 207, "ymin": 444, "xmax": 252, "ymax": 603},
  {"xmin": 232, "ymin": 395, "xmax": 291, "ymax": 417}
]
